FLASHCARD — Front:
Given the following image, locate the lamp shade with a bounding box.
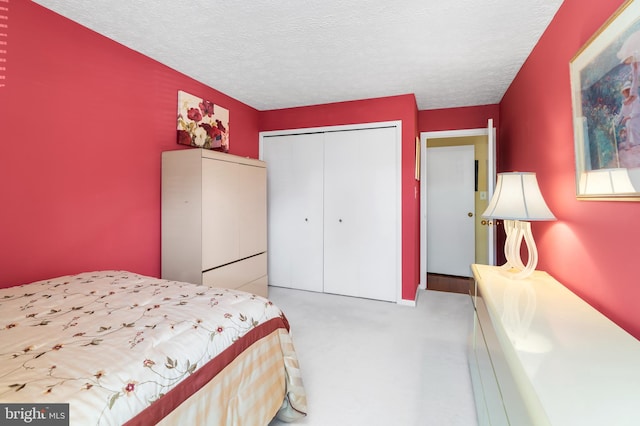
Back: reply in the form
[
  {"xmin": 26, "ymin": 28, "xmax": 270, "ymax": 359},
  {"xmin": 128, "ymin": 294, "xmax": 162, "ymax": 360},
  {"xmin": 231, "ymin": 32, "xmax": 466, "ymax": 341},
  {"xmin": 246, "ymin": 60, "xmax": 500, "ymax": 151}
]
[
  {"xmin": 482, "ymin": 172, "xmax": 556, "ymax": 221},
  {"xmin": 579, "ymin": 168, "xmax": 636, "ymax": 195}
]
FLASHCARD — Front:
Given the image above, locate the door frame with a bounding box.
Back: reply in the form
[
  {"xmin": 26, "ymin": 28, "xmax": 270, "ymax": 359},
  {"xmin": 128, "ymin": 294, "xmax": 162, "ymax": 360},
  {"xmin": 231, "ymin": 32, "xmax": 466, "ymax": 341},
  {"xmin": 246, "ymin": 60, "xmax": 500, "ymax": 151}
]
[
  {"xmin": 419, "ymin": 121, "xmax": 496, "ymax": 289},
  {"xmin": 259, "ymin": 120, "xmax": 403, "ymax": 304}
]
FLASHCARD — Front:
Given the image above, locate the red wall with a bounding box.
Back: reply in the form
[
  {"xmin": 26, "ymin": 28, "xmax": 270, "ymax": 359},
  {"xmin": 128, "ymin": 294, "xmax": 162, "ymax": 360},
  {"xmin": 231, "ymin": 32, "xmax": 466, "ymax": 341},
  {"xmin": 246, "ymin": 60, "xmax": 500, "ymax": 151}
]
[
  {"xmin": 9, "ymin": 0, "xmax": 635, "ymax": 338},
  {"xmin": 500, "ymin": 0, "xmax": 640, "ymax": 339},
  {"xmin": 418, "ymin": 104, "xmax": 500, "ymax": 133},
  {"xmin": 0, "ymin": 1, "xmax": 260, "ymax": 287},
  {"xmin": 260, "ymin": 95, "xmax": 421, "ymax": 301}
]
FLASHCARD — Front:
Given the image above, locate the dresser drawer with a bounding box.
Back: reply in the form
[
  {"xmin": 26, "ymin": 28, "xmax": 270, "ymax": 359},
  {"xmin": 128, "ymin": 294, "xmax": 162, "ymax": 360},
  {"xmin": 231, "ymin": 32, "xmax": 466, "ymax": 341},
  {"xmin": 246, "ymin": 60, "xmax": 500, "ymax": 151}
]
[
  {"xmin": 202, "ymin": 252, "xmax": 267, "ymax": 293},
  {"xmin": 237, "ymin": 275, "xmax": 268, "ymax": 298},
  {"xmin": 469, "ymin": 303, "xmax": 509, "ymax": 426}
]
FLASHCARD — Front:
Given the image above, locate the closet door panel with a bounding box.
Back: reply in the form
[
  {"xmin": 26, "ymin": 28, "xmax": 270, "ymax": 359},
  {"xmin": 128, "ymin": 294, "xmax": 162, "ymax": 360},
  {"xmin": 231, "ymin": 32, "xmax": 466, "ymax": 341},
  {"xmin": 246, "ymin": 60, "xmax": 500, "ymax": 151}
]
[
  {"xmin": 323, "ymin": 127, "xmax": 397, "ymax": 301},
  {"xmin": 354, "ymin": 127, "xmax": 397, "ymax": 302},
  {"xmin": 263, "ymin": 134, "xmax": 324, "ymax": 292},
  {"xmin": 323, "ymin": 132, "xmax": 361, "ymax": 297},
  {"xmin": 288, "ymin": 136, "xmax": 324, "ymax": 291}
]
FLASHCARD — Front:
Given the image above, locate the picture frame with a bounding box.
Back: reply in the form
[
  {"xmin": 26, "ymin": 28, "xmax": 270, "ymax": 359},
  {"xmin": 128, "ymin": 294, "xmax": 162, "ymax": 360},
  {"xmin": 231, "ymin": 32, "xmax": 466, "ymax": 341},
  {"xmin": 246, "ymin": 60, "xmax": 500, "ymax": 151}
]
[
  {"xmin": 177, "ymin": 90, "xmax": 229, "ymax": 152},
  {"xmin": 570, "ymin": 0, "xmax": 640, "ymax": 200}
]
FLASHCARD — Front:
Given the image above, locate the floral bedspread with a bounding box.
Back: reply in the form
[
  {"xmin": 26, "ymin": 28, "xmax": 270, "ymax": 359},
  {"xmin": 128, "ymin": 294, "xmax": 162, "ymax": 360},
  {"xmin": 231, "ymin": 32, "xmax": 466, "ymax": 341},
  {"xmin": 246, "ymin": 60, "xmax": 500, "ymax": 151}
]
[{"xmin": 0, "ymin": 271, "xmax": 290, "ymax": 425}]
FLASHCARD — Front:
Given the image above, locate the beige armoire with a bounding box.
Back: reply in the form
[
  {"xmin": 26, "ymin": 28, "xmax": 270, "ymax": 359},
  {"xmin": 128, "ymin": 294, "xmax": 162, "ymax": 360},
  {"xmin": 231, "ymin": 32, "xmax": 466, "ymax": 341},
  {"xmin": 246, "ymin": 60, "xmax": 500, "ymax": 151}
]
[{"xmin": 161, "ymin": 148, "xmax": 268, "ymax": 297}]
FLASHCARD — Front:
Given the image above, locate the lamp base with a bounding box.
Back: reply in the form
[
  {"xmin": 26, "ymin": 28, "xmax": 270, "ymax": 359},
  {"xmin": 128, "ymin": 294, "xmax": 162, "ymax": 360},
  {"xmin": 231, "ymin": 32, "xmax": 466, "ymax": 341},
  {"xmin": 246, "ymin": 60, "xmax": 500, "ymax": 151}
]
[{"xmin": 499, "ymin": 219, "xmax": 538, "ymax": 279}]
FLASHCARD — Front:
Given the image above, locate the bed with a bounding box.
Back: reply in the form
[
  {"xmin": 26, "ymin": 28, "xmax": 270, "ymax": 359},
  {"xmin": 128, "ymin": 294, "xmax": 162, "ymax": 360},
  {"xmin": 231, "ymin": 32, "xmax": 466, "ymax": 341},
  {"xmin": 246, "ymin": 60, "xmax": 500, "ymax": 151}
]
[{"xmin": 0, "ymin": 271, "xmax": 307, "ymax": 425}]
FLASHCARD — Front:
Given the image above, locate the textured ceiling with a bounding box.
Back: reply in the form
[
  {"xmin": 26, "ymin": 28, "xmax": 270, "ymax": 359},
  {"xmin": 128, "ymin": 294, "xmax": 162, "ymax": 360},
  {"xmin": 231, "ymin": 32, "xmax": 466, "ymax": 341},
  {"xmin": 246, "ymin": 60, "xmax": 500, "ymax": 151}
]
[{"xmin": 32, "ymin": 0, "xmax": 564, "ymax": 111}]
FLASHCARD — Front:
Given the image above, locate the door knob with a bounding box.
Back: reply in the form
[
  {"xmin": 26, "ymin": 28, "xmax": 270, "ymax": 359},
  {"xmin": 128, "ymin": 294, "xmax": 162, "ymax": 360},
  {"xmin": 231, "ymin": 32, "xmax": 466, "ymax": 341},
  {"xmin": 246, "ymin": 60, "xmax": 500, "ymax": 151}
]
[
  {"xmin": 468, "ymin": 212, "xmax": 473, "ymax": 217},
  {"xmin": 481, "ymin": 219, "xmax": 488, "ymax": 226}
]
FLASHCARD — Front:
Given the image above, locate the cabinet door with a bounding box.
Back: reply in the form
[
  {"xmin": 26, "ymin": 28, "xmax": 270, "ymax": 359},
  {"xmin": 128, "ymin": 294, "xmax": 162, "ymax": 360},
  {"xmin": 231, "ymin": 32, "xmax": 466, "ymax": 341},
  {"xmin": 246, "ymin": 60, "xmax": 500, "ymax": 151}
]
[
  {"xmin": 161, "ymin": 150, "xmax": 204, "ymax": 284},
  {"xmin": 237, "ymin": 164, "xmax": 267, "ymax": 258},
  {"xmin": 263, "ymin": 134, "xmax": 324, "ymax": 291},
  {"xmin": 202, "ymin": 158, "xmax": 240, "ymax": 270},
  {"xmin": 323, "ymin": 127, "xmax": 398, "ymax": 301}
]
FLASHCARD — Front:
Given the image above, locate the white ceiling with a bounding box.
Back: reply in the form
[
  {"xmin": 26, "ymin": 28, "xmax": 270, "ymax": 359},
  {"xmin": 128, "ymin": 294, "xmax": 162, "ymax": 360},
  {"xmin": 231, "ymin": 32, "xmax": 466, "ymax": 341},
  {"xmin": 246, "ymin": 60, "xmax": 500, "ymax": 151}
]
[{"xmin": 32, "ymin": 0, "xmax": 564, "ymax": 111}]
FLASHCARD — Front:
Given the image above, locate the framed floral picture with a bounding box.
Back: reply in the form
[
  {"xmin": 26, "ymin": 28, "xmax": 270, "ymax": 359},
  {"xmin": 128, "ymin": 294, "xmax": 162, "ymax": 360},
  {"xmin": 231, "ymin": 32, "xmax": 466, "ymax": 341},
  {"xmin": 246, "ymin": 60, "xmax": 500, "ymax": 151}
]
[
  {"xmin": 177, "ymin": 90, "xmax": 229, "ymax": 152},
  {"xmin": 570, "ymin": 0, "xmax": 640, "ymax": 199}
]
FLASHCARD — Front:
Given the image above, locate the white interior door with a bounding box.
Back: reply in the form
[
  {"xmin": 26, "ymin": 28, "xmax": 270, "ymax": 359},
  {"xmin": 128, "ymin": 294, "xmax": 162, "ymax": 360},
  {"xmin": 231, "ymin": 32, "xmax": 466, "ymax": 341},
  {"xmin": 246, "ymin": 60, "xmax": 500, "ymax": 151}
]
[
  {"xmin": 323, "ymin": 127, "xmax": 397, "ymax": 301},
  {"xmin": 426, "ymin": 145, "xmax": 475, "ymax": 277},
  {"xmin": 262, "ymin": 134, "xmax": 324, "ymax": 292}
]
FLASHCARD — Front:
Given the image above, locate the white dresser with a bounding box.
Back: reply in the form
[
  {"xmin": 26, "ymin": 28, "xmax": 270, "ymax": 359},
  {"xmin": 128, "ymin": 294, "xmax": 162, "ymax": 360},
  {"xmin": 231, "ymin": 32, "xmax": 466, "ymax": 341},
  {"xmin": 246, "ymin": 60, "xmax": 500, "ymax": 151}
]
[
  {"xmin": 161, "ymin": 149, "xmax": 267, "ymax": 297},
  {"xmin": 469, "ymin": 264, "xmax": 640, "ymax": 426}
]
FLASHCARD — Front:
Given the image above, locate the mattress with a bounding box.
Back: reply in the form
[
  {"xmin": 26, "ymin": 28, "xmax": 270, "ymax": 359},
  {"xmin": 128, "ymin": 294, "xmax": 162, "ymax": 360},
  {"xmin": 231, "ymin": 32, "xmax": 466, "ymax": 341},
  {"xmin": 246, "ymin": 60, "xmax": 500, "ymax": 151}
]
[{"xmin": 0, "ymin": 271, "xmax": 307, "ymax": 425}]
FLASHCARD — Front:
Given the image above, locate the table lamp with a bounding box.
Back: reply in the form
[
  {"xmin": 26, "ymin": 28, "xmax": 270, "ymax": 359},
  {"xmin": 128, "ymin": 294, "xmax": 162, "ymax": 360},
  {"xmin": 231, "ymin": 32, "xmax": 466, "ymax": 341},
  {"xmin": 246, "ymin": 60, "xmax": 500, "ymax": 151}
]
[
  {"xmin": 579, "ymin": 168, "xmax": 635, "ymax": 195},
  {"xmin": 482, "ymin": 172, "xmax": 556, "ymax": 279}
]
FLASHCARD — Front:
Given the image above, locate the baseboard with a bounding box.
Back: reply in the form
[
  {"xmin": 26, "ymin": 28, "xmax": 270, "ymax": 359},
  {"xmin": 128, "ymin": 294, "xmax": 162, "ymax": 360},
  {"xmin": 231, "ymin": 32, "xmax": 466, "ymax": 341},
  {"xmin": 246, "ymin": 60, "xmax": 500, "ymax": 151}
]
[
  {"xmin": 398, "ymin": 298, "xmax": 416, "ymax": 307},
  {"xmin": 397, "ymin": 283, "xmax": 421, "ymax": 307}
]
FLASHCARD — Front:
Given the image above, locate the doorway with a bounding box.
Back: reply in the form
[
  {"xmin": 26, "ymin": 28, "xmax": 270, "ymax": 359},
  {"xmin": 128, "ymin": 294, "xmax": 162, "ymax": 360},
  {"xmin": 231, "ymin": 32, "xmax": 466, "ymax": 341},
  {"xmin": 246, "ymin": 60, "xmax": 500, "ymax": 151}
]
[{"xmin": 419, "ymin": 121, "xmax": 496, "ymax": 289}]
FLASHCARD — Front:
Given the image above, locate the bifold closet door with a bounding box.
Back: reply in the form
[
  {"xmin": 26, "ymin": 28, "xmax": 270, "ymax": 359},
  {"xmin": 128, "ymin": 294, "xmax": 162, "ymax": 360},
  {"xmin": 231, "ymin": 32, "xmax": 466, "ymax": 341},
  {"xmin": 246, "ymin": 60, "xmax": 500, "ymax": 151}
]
[
  {"xmin": 262, "ymin": 133, "xmax": 324, "ymax": 292},
  {"xmin": 323, "ymin": 127, "xmax": 397, "ymax": 302}
]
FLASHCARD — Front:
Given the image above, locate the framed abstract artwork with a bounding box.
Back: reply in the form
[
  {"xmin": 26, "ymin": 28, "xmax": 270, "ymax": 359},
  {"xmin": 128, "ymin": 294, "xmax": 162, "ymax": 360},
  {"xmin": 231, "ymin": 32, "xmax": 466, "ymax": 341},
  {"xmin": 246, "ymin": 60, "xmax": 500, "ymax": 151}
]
[
  {"xmin": 177, "ymin": 90, "xmax": 229, "ymax": 152},
  {"xmin": 570, "ymin": 0, "xmax": 640, "ymax": 200}
]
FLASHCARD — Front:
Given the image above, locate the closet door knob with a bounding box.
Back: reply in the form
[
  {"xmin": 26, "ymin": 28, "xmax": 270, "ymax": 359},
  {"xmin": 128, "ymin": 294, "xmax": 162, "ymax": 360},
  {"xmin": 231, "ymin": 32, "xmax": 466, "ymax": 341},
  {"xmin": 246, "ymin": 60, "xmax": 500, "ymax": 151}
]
[
  {"xmin": 339, "ymin": 219, "xmax": 343, "ymax": 223},
  {"xmin": 305, "ymin": 218, "xmax": 308, "ymax": 222}
]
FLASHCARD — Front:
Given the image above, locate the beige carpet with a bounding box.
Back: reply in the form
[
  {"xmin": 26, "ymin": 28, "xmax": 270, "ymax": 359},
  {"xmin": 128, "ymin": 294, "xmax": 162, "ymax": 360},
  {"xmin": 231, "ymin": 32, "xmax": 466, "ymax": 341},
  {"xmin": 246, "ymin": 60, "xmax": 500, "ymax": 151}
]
[{"xmin": 267, "ymin": 286, "xmax": 478, "ymax": 426}]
